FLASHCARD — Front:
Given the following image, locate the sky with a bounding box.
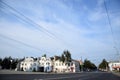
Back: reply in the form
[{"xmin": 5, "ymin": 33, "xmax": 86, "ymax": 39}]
[{"xmin": 0, "ymin": 0, "xmax": 120, "ymax": 65}]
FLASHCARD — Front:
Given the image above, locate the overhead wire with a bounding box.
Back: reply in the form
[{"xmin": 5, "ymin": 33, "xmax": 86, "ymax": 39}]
[
  {"xmin": 0, "ymin": 1, "xmax": 72, "ymax": 56},
  {"xmin": 0, "ymin": 34, "xmax": 40, "ymax": 51},
  {"xmin": 104, "ymin": 0, "xmax": 119, "ymax": 58},
  {"xmin": 0, "ymin": 1, "xmax": 70, "ymax": 48},
  {"xmin": 0, "ymin": 34, "xmax": 51, "ymax": 54},
  {"xmin": 0, "ymin": 1, "xmax": 56, "ymax": 39}
]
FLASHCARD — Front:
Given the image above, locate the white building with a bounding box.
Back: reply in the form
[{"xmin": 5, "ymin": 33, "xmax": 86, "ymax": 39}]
[
  {"xmin": 18, "ymin": 56, "xmax": 80, "ymax": 73},
  {"xmin": 52, "ymin": 56, "xmax": 80, "ymax": 73},
  {"xmin": 19, "ymin": 57, "xmax": 53, "ymax": 72},
  {"xmin": 53, "ymin": 60, "xmax": 80, "ymax": 73},
  {"xmin": 39, "ymin": 56, "xmax": 53, "ymax": 72},
  {"xmin": 108, "ymin": 61, "xmax": 120, "ymax": 72},
  {"xmin": 20, "ymin": 57, "xmax": 39, "ymax": 72}
]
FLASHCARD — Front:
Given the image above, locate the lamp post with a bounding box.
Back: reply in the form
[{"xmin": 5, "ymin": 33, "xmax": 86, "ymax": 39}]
[{"xmin": 10, "ymin": 59, "xmax": 13, "ymax": 70}]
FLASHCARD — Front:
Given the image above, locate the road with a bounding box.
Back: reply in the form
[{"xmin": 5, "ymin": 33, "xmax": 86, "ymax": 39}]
[{"xmin": 0, "ymin": 71, "xmax": 120, "ymax": 80}]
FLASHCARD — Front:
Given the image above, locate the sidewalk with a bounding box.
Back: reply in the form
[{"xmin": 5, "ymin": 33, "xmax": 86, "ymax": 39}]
[
  {"xmin": 112, "ymin": 72, "xmax": 120, "ymax": 77},
  {"xmin": 0, "ymin": 69, "xmax": 78, "ymax": 74},
  {"xmin": 0, "ymin": 70, "xmax": 48, "ymax": 74}
]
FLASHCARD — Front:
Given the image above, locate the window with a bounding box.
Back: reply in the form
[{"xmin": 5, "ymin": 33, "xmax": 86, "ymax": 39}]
[
  {"xmin": 34, "ymin": 63, "xmax": 36, "ymax": 66},
  {"xmin": 48, "ymin": 67, "xmax": 49, "ymax": 70},
  {"xmin": 30, "ymin": 67, "xmax": 32, "ymax": 70},
  {"xmin": 71, "ymin": 63, "xmax": 73, "ymax": 66},
  {"xmin": 62, "ymin": 63, "xmax": 63, "ymax": 66},
  {"xmin": 48, "ymin": 62, "xmax": 50, "ymax": 65},
  {"xmin": 56, "ymin": 63, "xmax": 58, "ymax": 66},
  {"xmin": 65, "ymin": 63, "xmax": 67, "ymax": 66},
  {"xmin": 68, "ymin": 63, "xmax": 70, "ymax": 66}
]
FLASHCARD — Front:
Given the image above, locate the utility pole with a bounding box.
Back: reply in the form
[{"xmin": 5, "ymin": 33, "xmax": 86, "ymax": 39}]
[
  {"xmin": 80, "ymin": 56, "xmax": 83, "ymax": 72},
  {"xmin": 114, "ymin": 47, "xmax": 120, "ymax": 62}
]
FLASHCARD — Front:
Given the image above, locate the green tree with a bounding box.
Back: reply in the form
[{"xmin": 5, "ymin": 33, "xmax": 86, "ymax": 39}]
[
  {"xmin": 1, "ymin": 57, "xmax": 18, "ymax": 69},
  {"xmin": 98, "ymin": 59, "xmax": 108, "ymax": 69},
  {"xmin": 63, "ymin": 50, "xmax": 72, "ymax": 62},
  {"xmin": 11, "ymin": 58, "xmax": 19, "ymax": 69},
  {"xmin": 61, "ymin": 54, "xmax": 65, "ymax": 62},
  {"xmin": 0, "ymin": 58, "xmax": 2, "ymax": 66},
  {"xmin": 42, "ymin": 54, "xmax": 46, "ymax": 57},
  {"xmin": 83, "ymin": 59, "xmax": 97, "ymax": 71},
  {"xmin": 1, "ymin": 57, "xmax": 11, "ymax": 69}
]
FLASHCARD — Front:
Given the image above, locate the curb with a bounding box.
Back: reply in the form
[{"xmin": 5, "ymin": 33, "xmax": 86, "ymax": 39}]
[{"xmin": 112, "ymin": 72, "xmax": 120, "ymax": 77}]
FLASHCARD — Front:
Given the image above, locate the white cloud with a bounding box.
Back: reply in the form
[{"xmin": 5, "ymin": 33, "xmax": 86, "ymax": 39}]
[{"xmin": 0, "ymin": 0, "xmax": 120, "ymax": 65}]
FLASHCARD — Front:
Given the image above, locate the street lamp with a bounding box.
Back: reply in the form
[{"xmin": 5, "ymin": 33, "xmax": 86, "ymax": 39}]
[{"xmin": 10, "ymin": 59, "xmax": 13, "ymax": 70}]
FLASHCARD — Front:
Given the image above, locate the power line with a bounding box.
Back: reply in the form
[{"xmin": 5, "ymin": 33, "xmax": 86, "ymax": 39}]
[
  {"xmin": 0, "ymin": 34, "xmax": 54, "ymax": 57},
  {"xmin": 0, "ymin": 34, "xmax": 51, "ymax": 55},
  {"xmin": 0, "ymin": 1, "xmax": 56, "ymax": 39},
  {"xmin": 104, "ymin": 0, "xmax": 119, "ymax": 57},
  {"xmin": 0, "ymin": 1, "xmax": 70, "ymax": 48},
  {"xmin": 0, "ymin": 34, "xmax": 41, "ymax": 51}
]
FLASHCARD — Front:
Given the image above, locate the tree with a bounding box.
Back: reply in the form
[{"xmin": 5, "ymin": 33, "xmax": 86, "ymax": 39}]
[
  {"xmin": 0, "ymin": 58, "xmax": 2, "ymax": 66},
  {"xmin": 42, "ymin": 54, "xmax": 46, "ymax": 57},
  {"xmin": 1, "ymin": 57, "xmax": 11, "ymax": 69},
  {"xmin": 98, "ymin": 59, "xmax": 108, "ymax": 70},
  {"xmin": 11, "ymin": 58, "xmax": 19, "ymax": 69},
  {"xmin": 1, "ymin": 57, "xmax": 18, "ymax": 69},
  {"xmin": 83, "ymin": 59, "xmax": 97, "ymax": 71},
  {"xmin": 61, "ymin": 54, "xmax": 65, "ymax": 62},
  {"xmin": 63, "ymin": 50, "xmax": 72, "ymax": 62}
]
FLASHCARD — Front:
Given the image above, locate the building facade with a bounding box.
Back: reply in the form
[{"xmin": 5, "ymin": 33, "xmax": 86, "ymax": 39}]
[
  {"xmin": 20, "ymin": 57, "xmax": 39, "ymax": 72},
  {"xmin": 38, "ymin": 56, "xmax": 53, "ymax": 72},
  {"xmin": 108, "ymin": 61, "xmax": 120, "ymax": 72},
  {"xmin": 18, "ymin": 56, "xmax": 81, "ymax": 73}
]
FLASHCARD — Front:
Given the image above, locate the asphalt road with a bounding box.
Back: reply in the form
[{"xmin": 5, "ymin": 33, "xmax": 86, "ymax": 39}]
[{"xmin": 0, "ymin": 71, "xmax": 120, "ymax": 80}]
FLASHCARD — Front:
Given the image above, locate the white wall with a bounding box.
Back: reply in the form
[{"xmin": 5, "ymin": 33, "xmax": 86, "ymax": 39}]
[
  {"xmin": 19, "ymin": 57, "xmax": 80, "ymax": 73},
  {"xmin": 109, "ymin": 62, "xmax": 120, "ymax": 71}
]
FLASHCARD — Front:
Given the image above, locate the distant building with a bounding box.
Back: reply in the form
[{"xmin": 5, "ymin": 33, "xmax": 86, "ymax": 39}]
[
  {"xmin": 20, "ymin": 57, "xmax": 39, "ymax": 72},
  {"xmin": 17, "ymin": 56, "xmax": 81, "ymax": 73},
  {"xmin": 54, "ymin": 61, "xmax": 79, "ymax": 73},
  {"xmin": 53, "ymin": 56, "xmax": 80, "ymax": 73},
  {"xmin": 19, "ymin": 57, "xmax": 53, "ymax": 72},
  {"xmin": 38, "ymin": 56, "xmax": 53, "ymax": 72},
  {"xmin": 108, "ymin": 61, "xmax": 120, "ymax": 72}
]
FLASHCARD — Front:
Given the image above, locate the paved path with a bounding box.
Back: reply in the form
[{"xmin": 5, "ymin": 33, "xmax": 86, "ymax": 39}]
[
  {"xmin": 0, "ymin": 70, "xmax": 120, "ymax": 80},
  {"xmin": 0, "ymin": 70, "xmax": 48, "ymax": 74}
]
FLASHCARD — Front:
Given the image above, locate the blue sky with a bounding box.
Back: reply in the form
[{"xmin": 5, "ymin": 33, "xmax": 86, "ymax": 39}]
[{"xmin": 0, "ymin": 0, "xmax": 120, "ymax": 65}]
